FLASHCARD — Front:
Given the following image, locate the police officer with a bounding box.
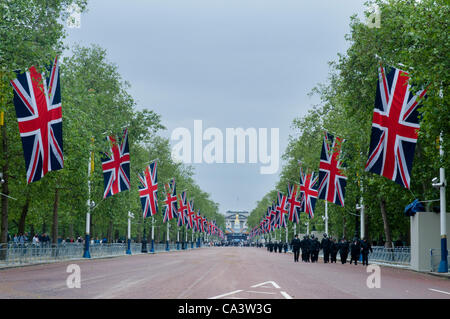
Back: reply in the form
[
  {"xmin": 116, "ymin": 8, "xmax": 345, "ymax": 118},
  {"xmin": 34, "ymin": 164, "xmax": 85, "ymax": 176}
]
[
  {"xmin": 330, "ymin": 237, "xmax": 338, "ymax": 263},
  {"xmin": 269, "ymin": 241, "xmax": 274, "ymax": 252},
  {"xmin": 313, "ymin": 236, "xmax": 320, "ymax": 262},
  {"xmin": 291, "ymin": 234, "xmax": 301, "ymax": 262},
  {"xmin": 339, "ymin": 238, "xmax": 349, "ymax": 264},
  {"xmin": 321, "ymin": 233, "xmax": 331, "ymax": 263},
  {"xmin": 300, "ymin": 235, "xmax": 309, "ymax": 262},
  {"xmin": 278, "ymin": 241, "xmax": 283, "ymax": 254},
  {"xmin": 350, "ymin": 238, "xmax": 361, "ymax": 265},
  {"xmin": 360, "ymin": 237, "xmax": 373, "ymax": 266},
  {"xmin": 274, "ymin": 240, "xmax": 278, "ymax": 253}
]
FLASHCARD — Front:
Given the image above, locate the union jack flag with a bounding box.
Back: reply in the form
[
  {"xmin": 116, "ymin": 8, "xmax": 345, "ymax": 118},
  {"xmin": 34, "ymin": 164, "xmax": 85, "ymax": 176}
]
[
  {"xmin": 299, "ymin": 167, "xmax": 319, "ymax": 219},
  {"xmin": 275, "ymin": 192, "xmax": 288, "ymax": 228},
  {"xmin": 318, "ymin": 132, "xmax": 347, "ymax": 206},
  {"xmin": 177, "ymin": 191, "xmax": 188, "ymax": 227},
  {"xmin": 186, "ymin": 200, "xmax": 195, "ymax": 230},
  {"xmin": 194, "ymin": 211, "xmax": 202, "ymax": 232},
  {"xmin": 101, "ymin": 128, "xmax": 130, "ymax": 198},
  {"xmin": 287, "ymin": 183, "xmax": 301, "ymax": 223},
  {"xmin": 365, "ymin": 65, "xmax": 427, "ymax": 189},
  {"xmin": 163, "ymin": 179, "xmax": 178, "ymax": 222},
  {"xmin": 270, "ymin": 201, "xmax": 278, "ymax": 230},
  {"xmin": 10, "ymin": 57, "xmax": 63, "ymax": 183},
  {"xmin": 138, "ymin": 161, "xmax": 158, "ymax": 218}
]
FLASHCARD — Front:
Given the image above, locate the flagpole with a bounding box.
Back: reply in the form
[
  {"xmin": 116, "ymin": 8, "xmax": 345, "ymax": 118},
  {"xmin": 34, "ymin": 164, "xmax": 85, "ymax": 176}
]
[
  {"xmin": 126, "ymin": 211, "xmax": 132, "ymax": 255},
  {"xmin": 325, "ymin": 201, "xmax": 329, "ymax": 235},
  {"xmin": 436, "ymin": 133, "xmax": 448, "ymax": 273},
  {"xmin": 165, "ymin": 222, "xmax": 170, "ymax": 251},
  {"xmin": 177, "ymin": 228, "xmax": 180, "ymax": 250},
  {"xmin": 150, "ymin": 216, "xmax": 155, "ymax": 253},
  {"xmin": 191, "ymin": 229, "xmax": 194, "ymax": 249},
  {"xmin": 83, "ymin": 148, "xmax": 93, "ymax": 258}
]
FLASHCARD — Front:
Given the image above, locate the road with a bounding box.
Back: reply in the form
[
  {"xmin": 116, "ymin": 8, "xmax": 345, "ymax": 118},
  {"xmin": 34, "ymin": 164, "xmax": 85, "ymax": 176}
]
[{"xmin": 0, "ymin": 247, "xmax": 448, "ymax": 299}]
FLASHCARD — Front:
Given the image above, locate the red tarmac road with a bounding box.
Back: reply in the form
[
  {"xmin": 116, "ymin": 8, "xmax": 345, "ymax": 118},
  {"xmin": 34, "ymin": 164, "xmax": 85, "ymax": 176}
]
[{"xmin": 0, "ymin": 247, "xmax": 449, "ymax": 299}]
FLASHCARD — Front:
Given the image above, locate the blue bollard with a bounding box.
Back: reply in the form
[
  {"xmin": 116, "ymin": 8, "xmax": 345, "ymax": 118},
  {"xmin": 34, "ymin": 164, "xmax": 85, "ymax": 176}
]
[
  {"xmin": 166, "ymin": 240, "xmax": 170, "ymax": 251},
  {"xmin": 126, "ymin": 239, "xmax": 131, "ymax": 255},
  {"xmin": 438, "ymin": 237, "xmax": 448, "ymax": 273},
  {"xmin": 83, "ymin": 234, "xmax": 91, "ymax": 258},
  {"xmin": 150, "ymin": 239, "xmax": 154, "ymax": 253}
]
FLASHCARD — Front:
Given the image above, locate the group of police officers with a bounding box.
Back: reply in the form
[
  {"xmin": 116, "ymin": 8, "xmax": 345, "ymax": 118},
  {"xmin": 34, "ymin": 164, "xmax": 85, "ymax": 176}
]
[{"xmin": 265, "ymin": 233, "xmax": 373, "ymax": 266}]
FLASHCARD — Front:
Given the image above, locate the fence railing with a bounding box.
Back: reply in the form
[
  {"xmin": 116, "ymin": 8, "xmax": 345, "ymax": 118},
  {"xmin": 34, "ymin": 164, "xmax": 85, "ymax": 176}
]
[
  {"xmin": 368, "ymin": 246, "xmax": 411, "ymax": 265},
  {"xmin": 0, "ymin": 241, "xmax": 203, "ymax": 267},
  {"xmin": 430, "ymin": 249, "xmax": 450, "ymax": 272}
]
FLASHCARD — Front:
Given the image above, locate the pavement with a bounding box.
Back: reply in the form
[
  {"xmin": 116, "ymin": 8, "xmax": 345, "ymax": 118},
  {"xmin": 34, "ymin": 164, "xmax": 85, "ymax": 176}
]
[{"xmin": 0, "ymin": 247, "xmax": 448, "ymax": 299}]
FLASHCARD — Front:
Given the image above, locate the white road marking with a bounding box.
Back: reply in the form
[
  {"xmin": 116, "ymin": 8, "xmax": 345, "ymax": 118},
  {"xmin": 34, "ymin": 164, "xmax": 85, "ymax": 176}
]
[
  {"xmin": 251, "ymin": 281, "xmax": 281, "ymax": 289},
  {"xmin": 428, "ymin": 288, "xmax": 450, "ymax": 295},
  {"xmin": 209, "ymin": 290, "xmax": 243, "ymax": 299},
  {"xmin": 280, "ymin": 291, "xmax": 293, "ymax": 299},
  {"xmin": 245, "ymin": 290, "xmax": 277, "ymax": 295}
]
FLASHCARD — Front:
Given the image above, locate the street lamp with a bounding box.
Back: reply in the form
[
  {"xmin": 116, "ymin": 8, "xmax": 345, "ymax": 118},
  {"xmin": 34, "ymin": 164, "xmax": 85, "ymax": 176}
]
[{"xmin": 126, "ymin": 211, "xmax": 134, "ymax": 255}]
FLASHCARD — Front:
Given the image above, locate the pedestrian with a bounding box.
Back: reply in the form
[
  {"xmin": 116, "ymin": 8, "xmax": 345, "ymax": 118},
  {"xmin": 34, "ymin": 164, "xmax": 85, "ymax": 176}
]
[
  {"xmin": 278, "ymin": 241, "xmax": 283, "ymax": 254},
  {"xmin": 321, "ymin": 233, "xmax": 331, "ymax": 263},
  {"xmin": 32, "ymin": 234, "xmax": 40, "ymax": 247},
  {"xmin": 300, "ymin": 235, "xmax": 309, "ymax": 262},
  {"xmin": 291, "ymin": 234, "xmax": 301, "ymax": 262},
  {"xmin": 339, "ymin": 238, "xmax": 349, "ymax": 264},
  {"xmin": 13, "ymin": 234, "xmax": 19, "ymax": 247},
  {"xmin": 269, "ymin": 241, "xmax": 274, "ymax": 253},
  {"xmin": 330, "ymin": 237, "xmax": 338, "ymax": 263},
  {"xmin": 349, "ymin": 238, "xmax": 361, "ymax": 265},
  {"xmin": 360, "ymin": 237, "xmax": 373, "ymax": 266},
  {"xmin": 274, "ymin": 241, "xmax": 278, "ymax": 253},
  {"xmin": 283, "ymin": 241, "xmax": 288, "ymax": 253},
  {"xmin": 311, "ymin": 236, "xmax": 320, "ymax": 262}
]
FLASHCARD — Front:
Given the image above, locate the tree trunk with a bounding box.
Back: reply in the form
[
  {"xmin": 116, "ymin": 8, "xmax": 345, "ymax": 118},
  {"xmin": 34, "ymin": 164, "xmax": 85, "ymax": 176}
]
[
  {"xmin": 342, "ymin": 215, "xmax": 347, "ymax": 239},
  {"xmin": 1, "ymin": 122, "xmax": 9, "ymax": 251},
  {"xmin": 107, "ymin": 219, "xmax": 113, "ymax": 243},
  {"xmin": 380, "ymin": 198, "xmax": 393, "ymax": 248},
  {"xmin": 69, "ymin": 223, "xmax": 74, "ymax": 240},
  {"xmin": 52, "ymin": 187, "xmax": 60, "ymax": 245},
  {"xmin": 18, "ymin": 193, "xmax": 31, "ymax": 235}
]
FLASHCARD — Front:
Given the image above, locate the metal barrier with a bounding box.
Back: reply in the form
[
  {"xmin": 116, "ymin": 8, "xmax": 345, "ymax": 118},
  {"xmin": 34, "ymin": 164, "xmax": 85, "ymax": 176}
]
[
  {"xmin": 0, "ymin": 243, "xmax": 142, "ymax": 267},
  {"xmin": 367, "ymin": 246, "xmax": 410, "ymax": 265},
  {"xmin": 0, "ymin": 241, "xmax": 205, "ymax": 267},
  {"xmin": 430, "ymin": 249, "xmax": 450, "ymax": 272}
]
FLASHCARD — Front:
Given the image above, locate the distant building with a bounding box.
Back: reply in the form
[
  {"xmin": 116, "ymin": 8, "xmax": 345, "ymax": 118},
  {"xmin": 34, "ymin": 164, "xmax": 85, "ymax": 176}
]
[{"xmin": 224, "ymin": 211, "xmax": 249, "ymax": 241}]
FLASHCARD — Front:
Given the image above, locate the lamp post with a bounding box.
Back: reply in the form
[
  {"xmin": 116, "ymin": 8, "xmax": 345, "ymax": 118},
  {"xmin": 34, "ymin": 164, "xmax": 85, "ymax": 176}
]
[
  {"xmin": 166, "ymin": 222, "xmax": 170, "ymax": 251},
  {"xmin": 83, "ymin": 151, "xmax": 94, "ymax": 259},
  {"xmin": 433, "ymin": 133, "xmax": 447, "ymax": 273},
  {"xmin": 126, "ymin": 211, "xmax": 134, "ymax": 255},
  {"xmin": 141, "ymin": 219, "xmax": 148, "ymax": 253},
  {"xmin": 150, "ymin": 216, "xmax": 155, "ymax": 253}
]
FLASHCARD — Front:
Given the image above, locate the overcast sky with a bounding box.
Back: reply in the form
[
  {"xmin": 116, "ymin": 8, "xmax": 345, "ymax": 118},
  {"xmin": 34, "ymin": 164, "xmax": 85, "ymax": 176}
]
[{"xmin": 64, "ymin": 0, "xmax": 367, "ymax": 214}]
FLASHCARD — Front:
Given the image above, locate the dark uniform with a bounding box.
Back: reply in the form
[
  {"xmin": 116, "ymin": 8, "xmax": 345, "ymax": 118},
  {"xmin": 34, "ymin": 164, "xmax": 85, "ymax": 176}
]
[
  {"xmin": 321, "ymin": 234, "xmax": 331, "ymax": 263},
  {"xmin": 311, "ymin": 237, "xmax": 320, "ymax": 262},
  {"xmin": 350, "ymin": 239, "xmax": 361, "ymax": 265},
  {"xmin": 360, "ymin": 238, "xmax": 373, "ymax": 266},
  {"xmin": 268, "ymin": 241, "xmax": 274, "ymax": 252},
  {"xmin": 291, "ymin": 235, "xmax": 301, "ymax": 262},
  {"xmin": 338, "ymin": 239, "xmax": 349, "ymax": 264},
  {"xmin": 274, "ymin": 241, "xmax": 278, "ymax": 253},
  {"xmin": 330, "ymin": 238, "xmax": 338, "ymax": 263},
  {"xmin": 278, "ymin": 242, "xmax": 283, "ymax": 253},
  {"xmin": 300, "ymin": 236, "xmax": 310, "ymax": 262}
]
